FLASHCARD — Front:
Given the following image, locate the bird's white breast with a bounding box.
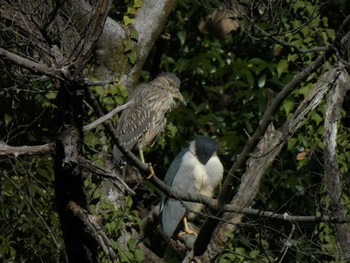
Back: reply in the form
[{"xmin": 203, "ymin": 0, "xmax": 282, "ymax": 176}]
[
  {"xmin": 171, "ymin": 151, "xmax": 223, "ymax": 197},
  {"xmin": 195, "ymin": 154, "xmax": 223, "ymax": 196}
]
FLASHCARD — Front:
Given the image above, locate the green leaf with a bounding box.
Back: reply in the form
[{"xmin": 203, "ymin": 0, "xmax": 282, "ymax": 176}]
[
  {"xmin": 127, "ymin": 7, "xmax": 136, "ymax": 15},
  {"xmin": 127, "ymin": 238, "xmax": 137, "ymax": 251},
  {"xmin": 277, "ymin": 59, "xmax": 288, "ymax": 78},
  {"xmin": 95, "ymin": 86, "xmax": 105, "ymax": 97},
  {"xmin": 123, "ymin": 15, "xmax": 134, "ymax": 26},
  {"xmin": 45, "ymin": 92, "xmax": 57, "ymax": 100},
  {"xmin": 287, "ymin": 54, "xmax": 298, "ymax": 62},
  {"xmin": 177, "ymin": 31, "xmax": 186, "ymax": 46},
  {"xmin": 311, "ymin": 112, "xmax": 323, "ymax": 126},
  {"xmin": 134, "ymin": 249, "xmax": 145, "ymax": 262},
  {"xmin": 287, "ymin": 138, "xmax": 297, "ymax": 151},
  {"xmin": 258, "ymin": 74, "xmax": 266, "ymax": 88},
  {"xmin": 134, "ymin": 0, "xmax": 143, "ymax": 8},
  {"xmin": 282, "ymin": 99, "xmax": 294, "ymax": 116},
  {"xmin": 115, "ymin": 95, "xmax": 124, "ymax": 105},
  {"xmin": 128, "ymin": 52, "xmax": 137, "ymax": 65},
  {"xmin": 167, "ymin": 123, "xmax": 178, "ymax": 137},
  {"xmin": 103, "ymin": 97, "xmax": 116, "ymax": 106},
  {"xmin": 130, "ymin": 29, "xmax": 139, "ymax": 42},
  {"xmin": 4, "ymin": 113, "xmax": 12, "ymax": 125},
  {"xmin": 123, "ymin": 40, "xmax": 133, "ymax": 52}
]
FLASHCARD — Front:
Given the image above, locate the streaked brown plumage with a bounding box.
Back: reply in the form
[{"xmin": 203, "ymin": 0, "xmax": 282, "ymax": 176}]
[{"xmin": 113, "ymin": 72, "xmax": 185, "ymax": 165}]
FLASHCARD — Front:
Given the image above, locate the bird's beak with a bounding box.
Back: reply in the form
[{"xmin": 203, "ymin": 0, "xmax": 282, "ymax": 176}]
[{"xmin": 175, "ymin": 91, "xmax": 187, "ymax": 106}]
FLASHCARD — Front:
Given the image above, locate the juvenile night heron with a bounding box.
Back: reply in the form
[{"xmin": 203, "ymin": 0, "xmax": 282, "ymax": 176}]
[
  {"xmin": 160, "ymin": 136, "xmax": 224, "ymax": 237},
  {"xmin": 113, "ymin": 72, "xmax": 185, "ymax": 166}
]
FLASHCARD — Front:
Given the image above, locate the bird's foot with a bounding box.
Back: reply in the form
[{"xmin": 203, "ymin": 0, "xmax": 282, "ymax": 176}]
[
  {"xmin": 146, "ymin": 163, "xmax": 155, "ymax": 179},
  {"xmin": 178, "ymin": 228, "xmax": 197, "ymax": 237}
]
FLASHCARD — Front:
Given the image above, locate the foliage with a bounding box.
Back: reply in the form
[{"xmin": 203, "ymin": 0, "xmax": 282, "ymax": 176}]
[{"xmin": 0, "ymin": 156, "xmax": 63, "ymax": 262}]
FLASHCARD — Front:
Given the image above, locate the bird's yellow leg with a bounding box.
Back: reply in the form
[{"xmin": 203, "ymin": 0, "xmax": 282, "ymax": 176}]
[
  {"xmin": 178, "ymin": 216, "xmax": 196, "ymax": 237},
  {"xmin": 146, "ymin": 163, "xmax": 155, "ymax": 179},
  {"xmin": 139, "ymin": 149, "xmax": 145, "ymax": 163},
  {"xmin": 138, "ymin": 149, "xmax": 155, "ymax": 179}
]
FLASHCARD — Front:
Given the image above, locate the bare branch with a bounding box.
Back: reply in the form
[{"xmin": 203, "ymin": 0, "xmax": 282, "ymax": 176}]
[
  {"xmin": 0, "ymin": 141, "xmax": 54, "ymax": 156},
  {"xmin": 83, "ymin": 100, "xmax": 134, "ymax": 133},
  {"xmin": 0, "ymin": 47, "xmax": 62, "ymax": 79},
  {"xmin": 3, "ymin": 172, "xmax": 62, "ymax": 251},
  {"xmin": 84, "ymin": 79, "xmax": 115, "ymax": 86},
  {"xmin": 149, "ymin": 169, "xmax": 350, "ymax": 224}
]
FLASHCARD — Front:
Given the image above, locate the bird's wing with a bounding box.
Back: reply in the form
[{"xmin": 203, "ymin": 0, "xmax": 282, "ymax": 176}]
[
  {"xmin": 163, "ymin": 148, "xmax": 189, "ymax": 187},
  {"xmin": 114, "ymin": 87, "xmax": 154, "ymax": 160},
  {"xmin": 160, "ymin": 148, "xmax": 198, "ymax": 237}
]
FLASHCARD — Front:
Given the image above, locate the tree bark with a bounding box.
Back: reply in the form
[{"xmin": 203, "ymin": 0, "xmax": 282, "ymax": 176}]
[{"xmin": 324, "ymin": 64, "xmax": 350, "ymax": 262}]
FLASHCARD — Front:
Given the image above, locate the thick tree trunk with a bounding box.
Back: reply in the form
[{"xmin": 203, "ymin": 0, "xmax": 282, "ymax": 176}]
[{"xmin": 54, "ymin": 82, "xmax": 98, "ymax": 263}]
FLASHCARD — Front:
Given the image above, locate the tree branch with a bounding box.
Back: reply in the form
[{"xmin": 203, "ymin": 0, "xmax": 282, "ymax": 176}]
[
  {"xmin": 68, "ymin": 201, "xmax": 118, "ymax": 262},
  {"xmin": 0, "ymin": 141, "xmax": 54, "ymax": 156},
  {"xmin": 78, "ymin": 156, "xmax": 136, "ymax": 195},
  {"xmin": 70, "ymin": 0, "xmax": 111, "ymax": 70},
  {"xmin": 149, "ymin": 169, "xmax": 350, "ymax": 224},
  {"xmin": 0, "ymin": 47, "xmax": 63, "ymax": 79},
  {"xmin": 83, "ymin": 100, "xmax": 134, "ymax": 133}
]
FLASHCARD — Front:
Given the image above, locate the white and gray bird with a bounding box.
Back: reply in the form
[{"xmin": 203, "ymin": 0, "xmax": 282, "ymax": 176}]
[{"xmin": 160, "ymin": 136, "xmax": 224, "ymax": 237}]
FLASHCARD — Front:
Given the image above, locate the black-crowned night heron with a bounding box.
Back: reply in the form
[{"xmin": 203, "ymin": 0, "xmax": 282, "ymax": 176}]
[
  {"xmin": 160, "ymin": 136, "xmax": 224, "ymax": 237},
  {"xmin": 113, "ymin": 72, "xmax": 185, "ymax": 165}
]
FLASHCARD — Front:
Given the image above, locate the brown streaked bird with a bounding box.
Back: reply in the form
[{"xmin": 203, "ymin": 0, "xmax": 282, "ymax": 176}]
[{"xmin": 113, "ymin": 72, "xmax": 185, "ymax": 166}]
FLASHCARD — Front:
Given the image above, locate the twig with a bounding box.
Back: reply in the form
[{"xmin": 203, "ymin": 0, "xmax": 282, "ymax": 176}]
[
  {"xmin": 84, "ymin": 79, "xmax": 116, "ymax": 86},
  {"xmin": 83, "ymin": 100, "xmax": 134, "ymax": 133}
]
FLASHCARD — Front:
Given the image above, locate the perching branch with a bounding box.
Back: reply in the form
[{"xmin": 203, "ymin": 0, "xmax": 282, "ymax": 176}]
[
  {"xmin": 0, "ymin": 99, "xmax": 134, "ymax": 157},
  {"xmin": 149, "ymin": 171, "xmax": 350, "ymax": 224}
]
